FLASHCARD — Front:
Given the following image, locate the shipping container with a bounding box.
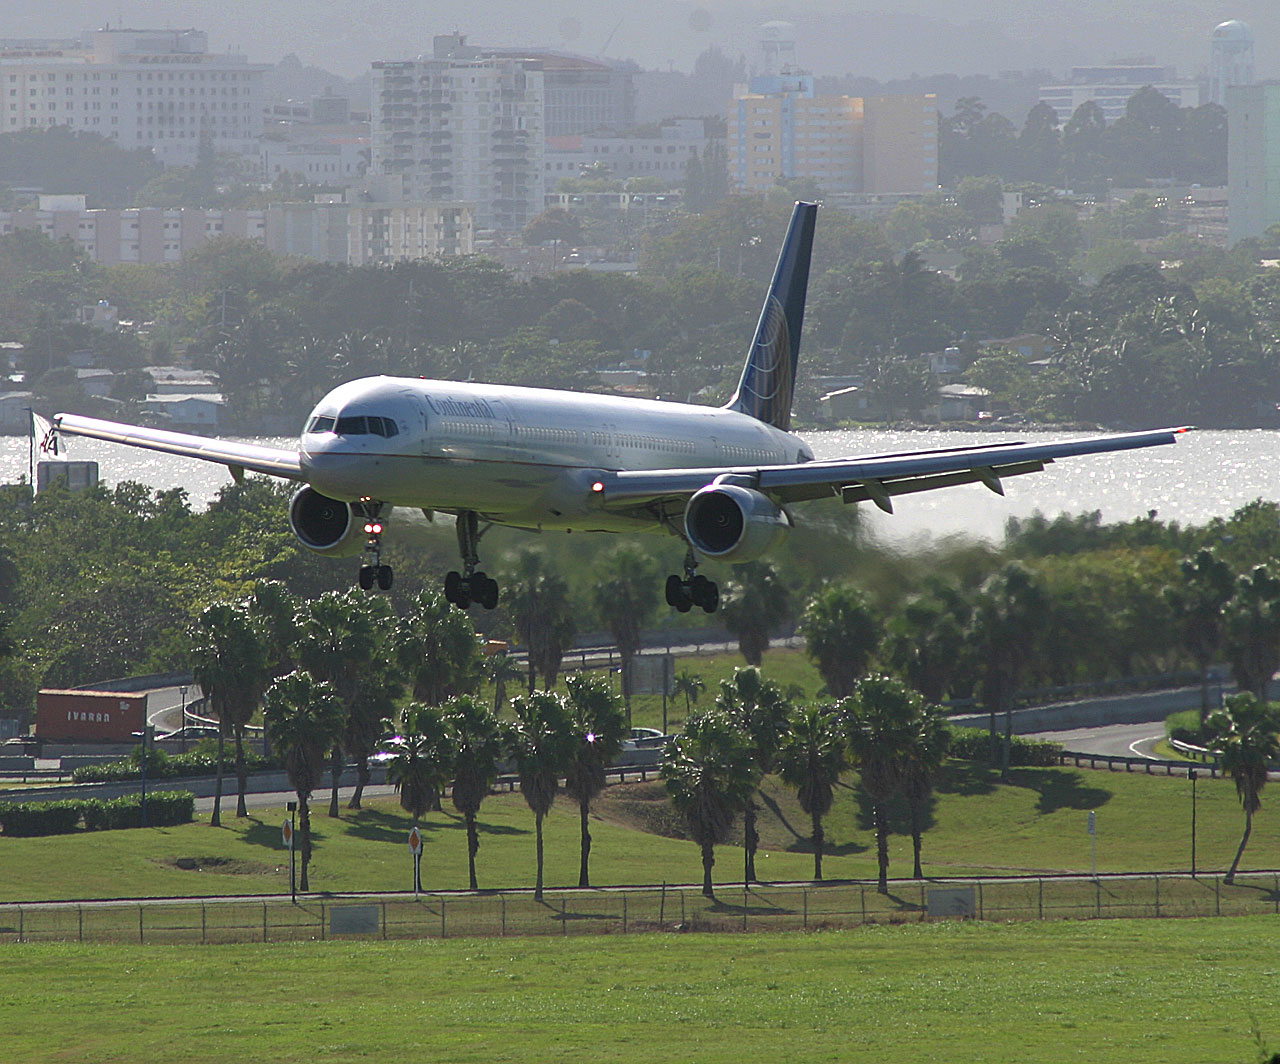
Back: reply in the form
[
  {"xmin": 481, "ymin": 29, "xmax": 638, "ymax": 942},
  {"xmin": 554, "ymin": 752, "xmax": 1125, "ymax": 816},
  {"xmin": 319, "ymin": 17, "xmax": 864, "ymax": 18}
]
[{"xmin": 35, "ymin": 689, "xmax": 148, "ymax": 743}]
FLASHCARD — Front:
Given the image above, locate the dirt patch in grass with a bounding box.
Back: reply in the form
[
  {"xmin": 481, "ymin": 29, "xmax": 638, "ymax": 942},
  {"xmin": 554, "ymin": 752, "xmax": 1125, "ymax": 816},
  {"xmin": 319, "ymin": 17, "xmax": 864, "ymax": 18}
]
[
  {"xmin": 595, "ymin": 780, "xmax": 689, "ymax": 840},
  {"xmin": 156, "ymin": 856, "xmax": 280, "ymax": 876}
]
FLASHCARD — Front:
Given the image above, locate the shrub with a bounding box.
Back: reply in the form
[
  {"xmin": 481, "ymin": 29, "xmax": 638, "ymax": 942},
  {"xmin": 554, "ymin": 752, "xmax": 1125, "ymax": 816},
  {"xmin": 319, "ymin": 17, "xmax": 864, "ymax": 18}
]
[
  {"xmin": 946, "ymin": 726, "xmax": 1063, "ymax": 767},
  {"xmin": 0, "ymin": 800, "xmax": 85, "ymax": 837},
  {"xmin": 71, "ymin": 747, "xmax": 277, "ymax": 784}
]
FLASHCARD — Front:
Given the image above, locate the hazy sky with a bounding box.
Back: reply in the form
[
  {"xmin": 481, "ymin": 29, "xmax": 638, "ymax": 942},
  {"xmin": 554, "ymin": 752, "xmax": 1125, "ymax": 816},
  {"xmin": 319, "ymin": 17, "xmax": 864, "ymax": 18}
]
[{"xmin": 7, "ymin": 1, "xmax": 1276, "ymax": 82}]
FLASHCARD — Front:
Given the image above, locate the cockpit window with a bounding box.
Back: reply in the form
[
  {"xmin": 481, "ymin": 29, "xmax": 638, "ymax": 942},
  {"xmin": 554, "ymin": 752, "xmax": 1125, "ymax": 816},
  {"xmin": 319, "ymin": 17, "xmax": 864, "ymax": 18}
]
[
  {"xmin": 335, "ymin": 415, "xmax": 367, "ymax": 435},
  {"xmin": 308, "ymin": 415, "xmax": 336, "ymax": 433},
  {"xmin": 319, "ymin": 414, "xmax": 400, "ymax": 437}
]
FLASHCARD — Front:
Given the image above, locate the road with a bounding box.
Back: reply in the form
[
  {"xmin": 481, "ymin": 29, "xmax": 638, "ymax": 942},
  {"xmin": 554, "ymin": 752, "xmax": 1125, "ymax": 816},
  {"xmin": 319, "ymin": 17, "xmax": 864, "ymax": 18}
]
[
  {"xmin": 1025, "ymin": 722, "xmax": 1166, "ymax": 759},
  {"xmin": 145, "ymin": 685, "xmax": 203, "ymax": 734}
]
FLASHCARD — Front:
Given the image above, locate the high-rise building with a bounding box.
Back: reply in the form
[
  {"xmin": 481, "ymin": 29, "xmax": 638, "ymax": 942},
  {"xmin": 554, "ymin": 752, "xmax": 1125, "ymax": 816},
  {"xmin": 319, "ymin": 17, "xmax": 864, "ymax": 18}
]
[
  {"xmin": 1210, "ymin": 21, "xmax": 1255, "ymax": 108},
  {"xmin": 370, "ymin": 55, "xmax": 544, "ymax": 232},
  {"xmin": 1227, "ymin": 83, "xmax": 1280, "ymax": 245},
  {"xmin": 1038, "ymin": 62, "xmax": 1200, "ymax": 124},
  {"xmin": 0, "ymin": 28, "xmax": 265, "ymax": 165}
]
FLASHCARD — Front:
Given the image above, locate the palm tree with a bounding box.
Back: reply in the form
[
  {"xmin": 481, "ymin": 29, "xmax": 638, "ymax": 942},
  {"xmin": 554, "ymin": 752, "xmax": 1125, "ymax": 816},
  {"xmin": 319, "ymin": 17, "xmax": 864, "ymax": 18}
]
[
  {"xmin": 294, "ymin": 590, "xmax": 381, "ymax": 818},
  {"xmin": 885, "ymin": 584, "xmax": 971, "ymax": 703},
  {"xmin": 397, "ymin": 702, "xmax": 458, "ymax": 814},
  {"xmin": 396, "ymin": 589, "xmax": 483, "ymax": 705},
  {"xmin": 592, "ymin": 545, "xmax": 658, "ymax": 721},
  {"xmin": 247, "ymin": 579, "xmax": 299, "ymax": 680},
  {"xmin": 776, "ymin": 703, "xmax": 846, "ymax": 880},
  {"xmin": 967, "ymin": 562, "xmax": 1049, "ymax": 779},
  {"xmin": 386, "ymin": 731, "xmax": 450, "ymax": 825},
  {"xmin": 562, "ymin": 673, "xmax": 627, "ymax": 887},
  {"xmin": 1206, "ymin": 694, "xmax": 1280, "ymax": 884},
  {"xmin": 661, "ymin": 707, "xmax": 760, "ymax": 898},
  {"xmin": 844, "ymin": 675, "xmax": 921, "ymax": 894},
  {"xmin": 504, "ymin": 551, "xmax": 577, "ymax": 693},
  {"xmin": 716, "ymin": 667, "xmax": 790, "ymax": 883},
  {"xmin": 189, "ymin": 600, "xmax": 268, "ymax": 823},
  {"xmin": 264, "ymin": 670, "xmax": 344, "ymax": 892},
  {"xmin": 1224, "ymin": 565, "xmax": 1280, "ymax": 704},
  {"xmin": 443, "ymin": 695, "xmax": 503, "ymax": 891},
  {"xmin": 1162, "ymin": 549, "xmax": 1234, "ymax": 725},
  {"xmin": 507, "ymin": 691, "xmax": 576, "ymax": 900},
  {"xmin": 345, "ymin": 648, "xmax": 402, "ymax": 809},
  {"xmin": 481, "ymin": 651, "xmax": 524, "ymax": 715},
  {"xmin": 672, "ymin": 669, "xmax": 706, "ymax": 722},
  {"xmin": 900, "ymin": 701, "xmax": 951, "ymax": 880},
  {"xmin": 802, "ymin": 584, "xmax": 883, "ymax": 699},
  {"xmin": 718, "ymin": 561, "xmax": 793, "ymax": 665}
]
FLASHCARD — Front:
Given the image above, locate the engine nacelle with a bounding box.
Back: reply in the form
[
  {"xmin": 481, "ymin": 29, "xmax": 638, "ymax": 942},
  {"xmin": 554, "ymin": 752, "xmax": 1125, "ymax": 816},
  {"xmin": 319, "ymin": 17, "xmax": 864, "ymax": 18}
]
[
  {"xmin": 684, "ymin": 482, "xmax": 791, "ymax": 562},
  {"xmin": 289, "ymin": 486, "xmax": 372, "ymax": 558}
]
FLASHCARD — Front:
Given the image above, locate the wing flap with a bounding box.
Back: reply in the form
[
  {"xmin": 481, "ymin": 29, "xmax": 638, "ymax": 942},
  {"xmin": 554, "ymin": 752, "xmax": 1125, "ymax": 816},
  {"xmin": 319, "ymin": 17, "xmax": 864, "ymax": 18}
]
[{"xmin": 54, "ymin": 413, "xmax": 304, "ymax": 481}]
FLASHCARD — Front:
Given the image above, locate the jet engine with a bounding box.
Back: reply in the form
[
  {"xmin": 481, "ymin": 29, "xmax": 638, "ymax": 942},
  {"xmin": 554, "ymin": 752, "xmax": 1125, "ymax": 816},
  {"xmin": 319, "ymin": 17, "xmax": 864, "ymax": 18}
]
[
  {"xmin": 683, "ymin": 482, "xmax": 791, "ymax": 562},
  {"xmin": 289, "ymin": 486, "xmax": 373, "ymax": 558}
]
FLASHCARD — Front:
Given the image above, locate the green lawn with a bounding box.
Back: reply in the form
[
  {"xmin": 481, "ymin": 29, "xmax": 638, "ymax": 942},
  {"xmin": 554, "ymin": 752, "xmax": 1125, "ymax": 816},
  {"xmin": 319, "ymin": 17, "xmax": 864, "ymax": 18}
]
[
  {"xmin": 3, "ymin": 918, "xmax": 1280, "ymax": 1063},
  {"xmin": 0, "ymin": 761, "xmax": 1275, "ymax": 903}
]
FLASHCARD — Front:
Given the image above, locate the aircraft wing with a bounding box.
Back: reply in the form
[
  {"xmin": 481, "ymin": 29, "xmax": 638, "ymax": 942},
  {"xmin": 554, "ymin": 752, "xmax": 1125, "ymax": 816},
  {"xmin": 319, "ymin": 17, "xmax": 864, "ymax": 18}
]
[
  {"xmin": 53, "ymin": 413, "xmax": 305, "ymax": 482},
  {"xmin": 597, "ymin": 428, "xmax": 1186, "ymax": 516}
]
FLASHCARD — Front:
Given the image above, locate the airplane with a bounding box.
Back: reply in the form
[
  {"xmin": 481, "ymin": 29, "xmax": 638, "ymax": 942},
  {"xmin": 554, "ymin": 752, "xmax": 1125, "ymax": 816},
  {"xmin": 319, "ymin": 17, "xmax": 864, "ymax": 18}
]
[{"xmin": 53, "ymin": 201, "xmax": 1185, "ymax": 613}]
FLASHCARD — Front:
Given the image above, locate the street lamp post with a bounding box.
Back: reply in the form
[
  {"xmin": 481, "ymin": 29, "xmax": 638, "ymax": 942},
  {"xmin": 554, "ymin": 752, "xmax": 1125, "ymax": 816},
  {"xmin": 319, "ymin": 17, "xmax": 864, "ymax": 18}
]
[
  {"xmin": 133, "ymin": 726, "xmax": 155, "ymax": 826},
  {"xmin": 179, "ymin": 684, "xmax": 189, "ymax": 754}
]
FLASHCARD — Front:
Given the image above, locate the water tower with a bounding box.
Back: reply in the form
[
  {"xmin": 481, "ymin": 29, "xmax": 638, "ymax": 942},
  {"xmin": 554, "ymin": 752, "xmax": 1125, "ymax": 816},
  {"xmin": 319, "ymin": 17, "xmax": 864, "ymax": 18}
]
[
  {"xmin": 758, "ymin": 21, "xmax": 797, "ymax": 76},
  {"xmin": 1210, "ymin": 20, "xmax": 1254, "ymax": 107}
]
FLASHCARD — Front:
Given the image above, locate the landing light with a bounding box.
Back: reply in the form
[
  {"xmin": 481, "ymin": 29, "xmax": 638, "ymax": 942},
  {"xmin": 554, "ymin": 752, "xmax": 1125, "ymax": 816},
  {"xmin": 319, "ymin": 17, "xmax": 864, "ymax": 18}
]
[
  {"xmin": 591, "ymin": 481, "xmax": 604, "ymax": 493},
  {"xmin": 364, "ymin": 522, "xmax": 383, "ymax": 534}
]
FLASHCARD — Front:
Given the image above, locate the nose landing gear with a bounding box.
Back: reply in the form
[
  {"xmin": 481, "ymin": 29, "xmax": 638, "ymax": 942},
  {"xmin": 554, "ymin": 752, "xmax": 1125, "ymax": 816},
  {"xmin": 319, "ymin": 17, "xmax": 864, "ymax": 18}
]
[
  {"xmin": 355, "ymin": 502, "xmax": 393, "ymax": 591},
  {"xmin": 443, "ymin": 510, "xmax": 500, "ymax": 610},
  {"xmin": 665, "ymin": 548, "xmax": 719, "ymax": 613}
]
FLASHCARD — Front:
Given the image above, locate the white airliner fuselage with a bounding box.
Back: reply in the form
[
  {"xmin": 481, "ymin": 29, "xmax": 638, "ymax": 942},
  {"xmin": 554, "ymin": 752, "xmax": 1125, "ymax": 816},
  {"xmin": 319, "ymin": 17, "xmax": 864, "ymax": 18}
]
[{"xmin": 301, "ymin": 376, "xmax": 813, "ymax": 534}]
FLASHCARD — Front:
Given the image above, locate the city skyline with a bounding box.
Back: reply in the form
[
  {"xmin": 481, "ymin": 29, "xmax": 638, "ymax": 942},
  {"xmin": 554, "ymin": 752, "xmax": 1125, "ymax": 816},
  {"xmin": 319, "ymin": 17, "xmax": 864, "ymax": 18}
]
[{"xmin": 3, "ymin": 1, "xmax": 1275, "ymax": 83}]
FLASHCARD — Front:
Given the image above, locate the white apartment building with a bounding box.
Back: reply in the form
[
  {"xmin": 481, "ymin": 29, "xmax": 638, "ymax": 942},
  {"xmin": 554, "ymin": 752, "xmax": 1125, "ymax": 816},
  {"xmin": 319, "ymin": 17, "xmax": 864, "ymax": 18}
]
[
  {"xmin": 0, "ymin": 28, "xmax": 265, "ymax": 165},
  {"xmin": 545, "ymin": 119, "xmax": 710, "ymax": 186},
  {"xmin": 371, "ymin": 56, "xmax": 544, "ymax": 232},
  {"xmin": 1038, "ymin": 64, "xmax": 1200, "ymax": 125}
]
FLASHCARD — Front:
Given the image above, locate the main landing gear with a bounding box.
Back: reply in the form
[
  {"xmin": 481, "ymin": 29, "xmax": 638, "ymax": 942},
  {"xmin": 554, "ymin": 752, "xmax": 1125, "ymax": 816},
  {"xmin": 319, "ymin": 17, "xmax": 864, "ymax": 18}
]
[
  {"xmin": 356, "ymin": 502, "xmax": 393, "ymax": 591},
  {"xmin": 665, "ymin": 548, "xmax": 719, "ymax": 614},
  {"xmin": 444, "ymin": 510, "xmax": 500, "ymax": 610}
]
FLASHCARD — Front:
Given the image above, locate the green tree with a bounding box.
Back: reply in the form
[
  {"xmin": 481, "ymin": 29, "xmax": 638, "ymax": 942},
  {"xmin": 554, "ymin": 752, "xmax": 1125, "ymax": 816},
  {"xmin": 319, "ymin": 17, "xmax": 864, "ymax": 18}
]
[
  {"xmin": 672, "ymin": 669, "xmax": 706, "ymax": 721},
  {"xmin": 189, "ymin": 600, "xmax": 268, "ymax": 824},
  {"xmin": 776, "ymin": 703, "xmax": 846, "ymax": 880},
  {"xmin": 504, "ymin": 551, "xmax": 577, "ymax": 693},
  {"xmin": 395, "ymin": 589, "xmax": 483, "ymax": 704},
  {"xmin": 802, "ymin": 584, "xmax": 883, "ymax": 699},
  {"xmin": 661, "ymin": 706, "xmax": 760, "ymax": 897},
  {"xmin": 1205, "ymin": 694, "xmax": 1280, "ymax": 884},
  {"xmin": 843, "ymin": 675, "xmax": 921, "ymax": 893},
  {"xmin": 444, "ymin": 695, "xmax": 503, "ymax": 891},
  {"xmin": 592, "ymin": 544, "xmax": 658, "ymax": 720},
  {"xmin": 718, "ymin": 561, "xmax": 793, "ymax": 665},
  {"xmin": 507, "ymin": 691, "xmax": 576, "ymax": 900},
  {"xmin": 968, "ymin": 562, "xmax": 1049, "ymax": 778},
  {"xmin": 264, "ymin": 670, "xmax": 345, "ymax": 892},
  {"xmin": 1164, "ymin": 549, "xmax": 1235, "ymax": 725},
  {"xmin": 901, "ymin": 702, "xmax": 951, "ymax": 879},
  {"xmin": 386, "ymin": 729, "xmax": 449, "ymax": 823},
  {"xmin": 562, "ymin": 673, "xmax": 627, "ymax": 888},
  {"xmin": 1224, "ymin": 565, "xmax": 1280, "ymax": 703},
  {"xmin": 716, "ymin": 667, "xmax": 790, "ymax": 883},
  {"xmin": 480, "ymin": 651, "xmax": 524, "ymax": 714}
]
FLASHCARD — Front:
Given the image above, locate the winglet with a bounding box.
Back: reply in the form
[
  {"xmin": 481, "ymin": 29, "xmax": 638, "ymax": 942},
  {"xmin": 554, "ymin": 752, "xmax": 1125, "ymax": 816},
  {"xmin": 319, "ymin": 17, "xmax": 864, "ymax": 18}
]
[{"xmin": 725, "ymin": 201, "xmax": 817, "ymax": 432}]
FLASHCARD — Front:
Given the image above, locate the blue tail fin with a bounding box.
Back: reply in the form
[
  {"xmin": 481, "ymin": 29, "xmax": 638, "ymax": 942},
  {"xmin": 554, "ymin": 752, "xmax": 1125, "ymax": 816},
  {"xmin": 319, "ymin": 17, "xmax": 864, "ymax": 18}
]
[{"xmin": 725, "ymin": 201, "xmax": 817, "ymax": 432}]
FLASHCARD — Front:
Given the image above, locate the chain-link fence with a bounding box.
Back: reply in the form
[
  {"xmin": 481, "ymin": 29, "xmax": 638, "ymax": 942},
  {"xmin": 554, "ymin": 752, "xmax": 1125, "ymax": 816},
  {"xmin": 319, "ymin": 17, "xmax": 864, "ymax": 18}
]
[{"xmin": 2, "ymin": 872, "xmax": 1277, "ymax": 945}]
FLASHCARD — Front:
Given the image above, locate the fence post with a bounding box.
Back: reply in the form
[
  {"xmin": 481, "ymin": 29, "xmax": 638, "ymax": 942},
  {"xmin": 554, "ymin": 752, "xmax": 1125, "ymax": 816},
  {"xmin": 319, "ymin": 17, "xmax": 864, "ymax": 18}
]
[
  {"xmin": 803, "ymin": 889, "xmax": 808, "ymax": 931},
  {"xmin": 18, "ymin": 907, "xmax": 23, "ymax": 944},
  {"xmin": 1038, "ymin": 878, "xmax": 1043, "ymax": 921},
  {"xmin": 1275, "ymin": 874, "xmax": 1279, "ymax": 915},
  {"xmin": 680, "ymin": 891, "xmax": 685, "ymax": 925},
  {"xmin": 1215, "ymin": 876, "xmax": 1221, "ymax": 917},
  {"xmin": 263, "ymin": 902, "xmax": 269, "ymax": 943},
  {"xmin": 561, "ymin": 897, "xmax": 567, "ymax": 935},
  {"xmin": 622, "ymin": 894, "xmax": 628, "ymax": 934},
  {"xmin": 441, "ymin": 898, "xmax": 446, "ymax": 939},
  {"xmin": 201, "ymin": 903, "xmax": 207, "ymax": 945},
  {"xmin": 920, "ymin": 884, "xmax": 926, "ymax": 921},
  {"xmin": 78, "ymin": 906, "xmax": 83, "ymax": 943},
  {"xmin": 320, "ymin": 902, "xmax": 326, "ymax": 941},
  {"xmin": 860, "ymin": 885, "xmax": 866, "ymax": 925},
  {"xmin": 382, "ymin": 902, "xmax": 387, "ymax": 941},
  {"xmin": 501, "ymin": 895, "xmax": 506, "ymax": 937},
  {"xmin": 659, "ymin": 882, "xmax": 666, "ymax": 926},
  {"xmin": 977, "ymin": 882, "xmax": 984, "ymax": 922},
  {"xmin": 1095, "ymin": 880, "xmax": 1101, "ymax": 918},
  {"xmin": 139, "ymin": 906, "xmax": 144, "ymax": 945}
]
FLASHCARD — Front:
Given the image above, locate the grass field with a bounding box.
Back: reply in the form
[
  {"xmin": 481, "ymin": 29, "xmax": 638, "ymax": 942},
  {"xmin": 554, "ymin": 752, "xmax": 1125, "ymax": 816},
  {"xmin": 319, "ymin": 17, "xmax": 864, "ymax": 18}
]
[
  {"xmin": 3, "ymin": 917, "xmax": 1280, "ymax": 1063},
  {"xmin": 0, "ymin": 760, "xmax": 1276, "ymax": 903}
]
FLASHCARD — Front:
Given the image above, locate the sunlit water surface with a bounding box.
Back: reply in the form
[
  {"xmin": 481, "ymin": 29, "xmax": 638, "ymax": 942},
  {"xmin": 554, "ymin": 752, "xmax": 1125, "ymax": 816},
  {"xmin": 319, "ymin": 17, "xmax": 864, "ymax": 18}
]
[{"xmin": 13, "ymin": 427, "xmax": 1278, "ymax": 546}]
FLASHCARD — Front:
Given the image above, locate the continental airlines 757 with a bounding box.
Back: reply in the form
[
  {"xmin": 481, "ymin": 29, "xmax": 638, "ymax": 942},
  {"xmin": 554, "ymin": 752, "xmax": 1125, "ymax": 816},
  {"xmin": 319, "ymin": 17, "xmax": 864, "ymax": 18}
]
[{"xmin": 54, "ymin": 202, "xmax": 1184, "ymax": 612}]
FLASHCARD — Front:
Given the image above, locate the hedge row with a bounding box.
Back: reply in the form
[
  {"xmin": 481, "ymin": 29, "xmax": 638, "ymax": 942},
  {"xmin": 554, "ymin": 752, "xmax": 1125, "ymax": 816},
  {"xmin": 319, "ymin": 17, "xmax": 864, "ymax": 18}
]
[
  {"xmin": 71, "ymin": 747, "xmax": 277, "ymax": 784},
  {"xmin": 0, "ymin": 791, "xmax": 196, "ymax": 836},
  {"xmin": 946, "ymin": 726, "xmax": 1063, "ymax": 767}
]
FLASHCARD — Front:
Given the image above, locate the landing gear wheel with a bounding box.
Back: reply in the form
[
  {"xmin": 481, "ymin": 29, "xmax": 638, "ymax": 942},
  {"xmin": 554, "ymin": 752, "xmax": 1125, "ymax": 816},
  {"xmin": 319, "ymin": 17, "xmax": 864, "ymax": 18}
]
[
  {"xmin": 665, "ymin": 574, "xmax": 685, "ymax": 608},
  {"xmin": 445, "ymin": 570, "xmax": 471, "ymax": 608},
  {"xmin": 665, "ymin": 569, "xmax": 718, "ymax": 614},
  {"xmin": 689, "ymin": 574, "xmax": 719, "ymax": 613},
  {"xmin": 377, "ymin": 564, "xmax": 394, "ymax": 591},
  {"xmin": 359, "ymin": 566, "xmax": 375, "ymax": 590},
  {"xmin": 471, "ymin": 572, "xmax": 499, "ymax": 610}
]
